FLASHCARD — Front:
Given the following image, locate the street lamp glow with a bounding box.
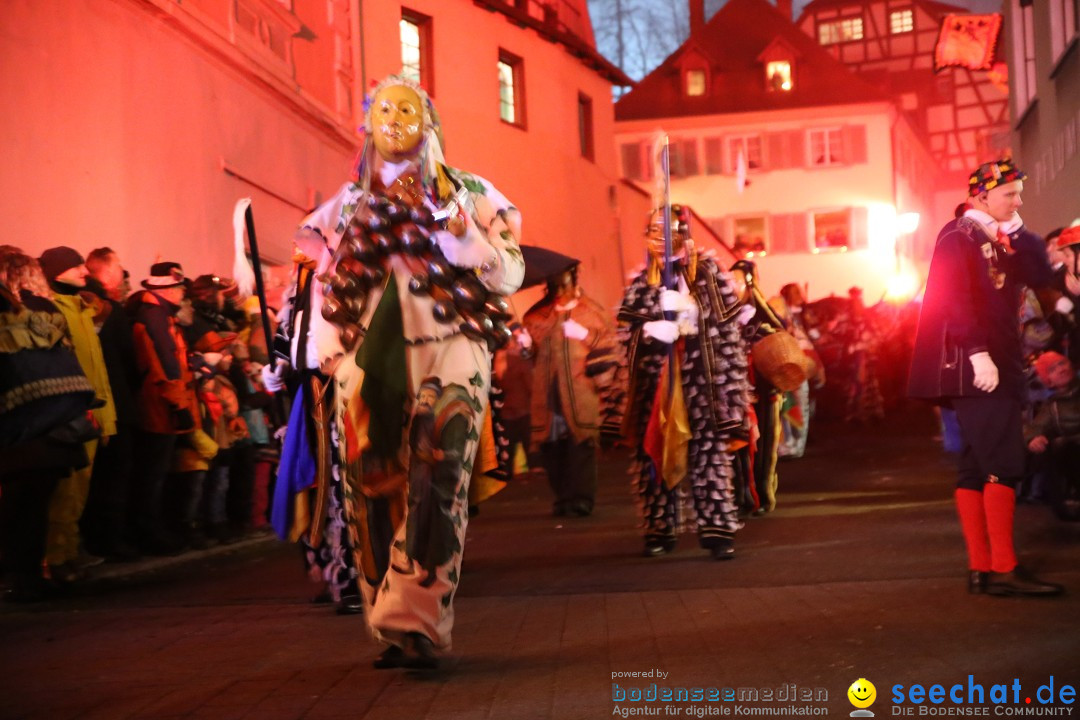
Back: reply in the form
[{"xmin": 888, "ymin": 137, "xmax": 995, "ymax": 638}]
[{"xmin": 896, "ymin": 212, "xmax": 920, "ymax": 236}]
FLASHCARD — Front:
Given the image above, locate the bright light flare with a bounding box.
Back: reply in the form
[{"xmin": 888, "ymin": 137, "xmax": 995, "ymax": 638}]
[
  {"xmin": 884, "ymin": 268, "xmax": 920, "ymax": 302},
  {"xmin": 896, "ymin": 212, "xmax": 920, "ymax": 236}
]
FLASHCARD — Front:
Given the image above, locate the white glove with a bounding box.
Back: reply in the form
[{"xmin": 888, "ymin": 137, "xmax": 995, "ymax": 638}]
[
  {"xmin": 516, "ymin": 328, "xmax": 533, "ymax": 350},
  {"xmin": 736, "ymin": 304, "xmax": 757, "ymax": 326},
  {"xmin": 563, "ymin": 318, "xmax": 589, "ymax": 341},
  {"xmin": 273, "ymin": 425, "xmax": 289, "ymax": 442},
  {"xmin": 969, "ymin": 352, "xmax": 999, "ymax": 392},
  {"xmin": 643, "ymin": 320, "xmax": 680, "ymax": 344},
  {"xmin": 1055, "ymin": 295, "xmax": 1074, "ymax": 315},
  {"xmin": 261, "ymin": 359, "xmax": 288, "ymax": 394},
  {"xmin": 660, "ymin": 289, "xmax": 692, "ymax": 313},
  {"xmin": 433, "ymin": 229, "xmax": 496, "ymax": 269}
]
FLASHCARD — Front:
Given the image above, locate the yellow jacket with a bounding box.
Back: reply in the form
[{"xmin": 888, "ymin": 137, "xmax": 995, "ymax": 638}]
[{"xmin": 52, "ymin": 291, "xmax": 117, "ymax": 437}]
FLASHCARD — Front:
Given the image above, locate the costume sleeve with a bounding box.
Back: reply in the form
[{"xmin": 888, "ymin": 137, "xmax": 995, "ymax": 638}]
[
  {"xmin": 451, "ymin": 170, "xmax": 525, "ymax": 296},
  {"xmin": 935, "ymin": 229, "xmax": 991, "ymax": 356}
]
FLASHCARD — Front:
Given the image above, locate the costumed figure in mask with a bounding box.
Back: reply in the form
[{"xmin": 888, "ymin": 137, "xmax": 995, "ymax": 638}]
[
  {"xmin": 767, "ymin": 283, "xmax": 821, "ymax": 459},
  {"xmin": 607, "ymin": 206, "xmax": 750, "ymax": 559},
  {"xmin": 294, "ymin": 75, "xmax": 524, "ymax": 668}
]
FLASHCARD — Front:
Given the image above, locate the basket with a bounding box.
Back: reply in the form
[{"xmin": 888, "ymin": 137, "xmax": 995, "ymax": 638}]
[{"xmin": 752, "ymin": 331, "xmax": 809, "ymax": 392}]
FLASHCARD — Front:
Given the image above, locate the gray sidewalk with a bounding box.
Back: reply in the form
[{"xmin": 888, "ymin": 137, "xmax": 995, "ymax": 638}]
[{"xmin": 2, "ymin": 410, "xmax": 1078, "ymax": 719}]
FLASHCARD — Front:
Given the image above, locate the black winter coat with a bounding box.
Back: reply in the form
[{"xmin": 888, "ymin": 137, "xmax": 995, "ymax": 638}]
[{"xmin": 908, "ymin": 217, "xmax": 1052, "ymax": 403}]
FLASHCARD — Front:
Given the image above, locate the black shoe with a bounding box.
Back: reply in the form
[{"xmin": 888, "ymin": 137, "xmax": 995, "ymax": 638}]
[
  {"xmin": 373, "ymin": 645, "xmax": 406, "ymax": 669},
  {"xmin": 104, "ymin": 540, "xmax": 143, "ymax": 563},
  {"xmin": 643, "ymin": 537, "xmax": 677, "ymax": 557},
  {"xmin": 336, "ymin": 595, "xmax": 364, "ymax": 615},
  {"xmin": 968, "ymin": 570, "xmax": 989, "ymax": 595},
  {"xmin": 987, "ymin": 567, "xmax": 1064, "ymax": 597},
  {"xmin": 568, "ymin": 500, "xmax": 593, "ymax": 517},
  {"xmin": 709, "ymin": 539, "xmax": 735, "ymax": 561},
  {"xmin": 404, "ymin": 633, "xmax": 439, "ymax": 670}
]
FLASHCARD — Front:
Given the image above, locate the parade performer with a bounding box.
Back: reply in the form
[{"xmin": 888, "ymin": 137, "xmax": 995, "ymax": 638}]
[
  {"xmin": 265, "ymin": 227, "xmax": 364, "ymax": 615},
  {"xmin": 908, "ymin": 159, "xmax": 1062, "ymax": 597},
  {"xmin": 609, "ymin": 206, "xmax": 750, "ymax": 559},
  {"xmin": 730, "ymin": 259, "xmax": 788, "ymax": 515},
  {"xmin": 524, "ymin": 262, "xmax": 619, "ymax": 518},
  {"xmin": 293, "ymin": 75, "xmax": 524, "ymax": 668},
  {"xmin": 768, "ymin": 283, "xmax": 819, "ymax": 459}
]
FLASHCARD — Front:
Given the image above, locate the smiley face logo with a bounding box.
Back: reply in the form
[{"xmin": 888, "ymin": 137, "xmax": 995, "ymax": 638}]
[{"xmin": 848, "ymin": 678, "xmax": 877, "ymax": 709}]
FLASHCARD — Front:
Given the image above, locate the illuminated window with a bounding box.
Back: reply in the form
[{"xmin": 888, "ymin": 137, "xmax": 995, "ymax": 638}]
[
  {"xmin": 498, "ymin": 51, "xmax": 525, "ymax": 126},
  {"xmin": 889, "ymin": 9, "xmax": 914, "ymax": 34},
  {"xmin": 733, "ymin": 216, "xmax": 768, "ymax": 256},
  {"xmin": 818, "ymin": 16, "xmax": 864, "ymax": 44},
  {"xmin": 808, "ymin": 127, "xmax": 843, "ymax": 166},
  {"xmin": 578, "ymin": 93, "xmax": 594, "ymax": 161},
  {"xmin": 813, "ymin": 209, "xmax": 851, "ymax": 251},
  {"xmin": 400, "ymin": 10, "xmax": 433, "ymax": 92},
  {"xmin": 766, "ymin": 61, "xmax": 792, "ymax": 91},
  {"xmin": 686, "ymin": 69, "xmax": 706, "ymax": 96},
  {"xmin": 729, "ymin": 135, "xmax": 763, "ymax": 170}
]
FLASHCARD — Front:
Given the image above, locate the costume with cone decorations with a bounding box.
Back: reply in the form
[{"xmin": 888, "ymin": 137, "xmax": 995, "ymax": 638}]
[
  {"xmin": 282, "ymin": 75, "xmax": 524, "ymax": 658},
  {"xmin": 607, "ymin": 209, "xmax": 750, "ymax": 557},
  {"xmin": 909, "ymin": 163, "xmax": 1062, "ymax": 596}
]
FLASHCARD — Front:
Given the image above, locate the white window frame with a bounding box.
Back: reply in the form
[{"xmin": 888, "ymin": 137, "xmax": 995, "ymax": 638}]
[
  {"xmin": 817, "ymin": 16, "xmax": 864, "ymax": 45},
  {"xmin": 1050, "ymin": 0, "xmax": 1079, "ymax": 70},
  {"xmin": 728, "ymin": 135, "xmax": 764, "ymax": 171},
  {"xmin": 765, "ymin": 60, "xmax": 793, "ymax": 91},
  {"xmin": 1010, "ymin": 0, "xmax": 1037, "ymax": 121},
  {"xmin": 807, "ymin": 127, "xmax": 844, "ymax": 167},
  {"xmin": 686, "ymin": 69, "xmax": 706, "ymax": 97},
  {"xmin": 889, "ymin": 8, "xmax": 914, "ymax": 34},
  {"xmin": 732, "ymin": 215, "xmax": 769, "ymax": 256},
  {"xmin": 811, "ymin": 207, "xmax": 853, "ymax": 253}
]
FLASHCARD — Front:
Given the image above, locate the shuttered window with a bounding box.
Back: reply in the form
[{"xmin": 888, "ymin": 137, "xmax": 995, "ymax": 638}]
[
  {"xmin": 770, "ymin": 213, "xmax": 810, "ymax": 254},
  {"xmin": 704, "ymin": 138, "xmax": 724, "ymax": 175},
  {"xmin": 766, "ymin": 131, "xmax": 806, "ymax": 170},
  {"xmin": 621, "ymin": 143, "xmax": 643, "ymax": 180}
]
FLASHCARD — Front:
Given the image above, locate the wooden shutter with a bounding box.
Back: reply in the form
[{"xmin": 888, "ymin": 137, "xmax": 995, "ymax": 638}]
[
  {"xmin": 620, "ymin": 143, "xmax": 642, "ymax": 180},
  {"xmin": 766, "ymin": 131, "xmax": 807, "ymax": 169},
  {"xmin": 682, "ymin": 139, "xmax": 700, "ymax": 176},
  {"xmin": 850, "ymin": 206, "xmax": 869, "ymax": 249},
  {"xmin": 769, "ymin": 212, "xmax": 809, "ymax": 254},
  {"xmin": 844, "ymin": 125, "xmax": 868, "ymax": 164},
  {"xmin": 704, "ymin": 138, "xmax": 724, "ymax": 175}
]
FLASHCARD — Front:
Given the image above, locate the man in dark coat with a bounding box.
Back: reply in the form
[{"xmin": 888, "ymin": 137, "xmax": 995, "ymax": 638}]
[{"xmin": 908, "ymin": 159, "xmax": 1062, "ymax": 597}]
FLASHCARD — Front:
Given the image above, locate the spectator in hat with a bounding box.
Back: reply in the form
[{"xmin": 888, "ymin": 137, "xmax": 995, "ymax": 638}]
[
  {"xmin": 39, "ymin": 246, "xmax": 117, "ymax": 581},
  {"xmin": 909, "ymin": 159, "xmax": 1062, "ymax": 597},
  {"xmin": 524, "ymin": 264, "xmax": 618, "ymax": 517},
  {"xmin": 126, "ymin": 261, "xmax": 200, "ymax": 555}
]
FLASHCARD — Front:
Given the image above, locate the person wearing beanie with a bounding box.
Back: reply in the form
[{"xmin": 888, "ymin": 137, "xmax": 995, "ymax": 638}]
[
  {"xmin": 39, "ymin": 246, "xmax": 117, "ymax": 582},
  {"xmin": 127, "ymin": 261, "xmax": 200, "ymax": 555},
  {"xmin": 909, "ymin": 160, "xmax": 1063, "ymax": 597}
]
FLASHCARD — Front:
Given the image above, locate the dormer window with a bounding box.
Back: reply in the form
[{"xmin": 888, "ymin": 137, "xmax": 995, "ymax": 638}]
[
  {"xmin": 686, "ymin": 69, "xmax": 707, "ymax": 96},
  {"xmin": 766, "ymin": 60, "xmax": 792, "ymax": 91},
  {"xmin": 757, "ymin": 37, "xmax": 799, "ymax": 93}
]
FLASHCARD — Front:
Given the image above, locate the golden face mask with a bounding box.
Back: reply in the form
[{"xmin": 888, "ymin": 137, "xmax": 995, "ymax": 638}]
[
  {"xmin": 645, "ymin": 207, "xmax": 689, "ymax": 259},
  {"xmin": 371, "ymin": 85, "xmax": 424, "ymax": 162}
]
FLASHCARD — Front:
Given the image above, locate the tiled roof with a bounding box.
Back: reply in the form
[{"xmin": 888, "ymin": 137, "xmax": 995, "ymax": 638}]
[{"xmin": 615, "ymin": 0, "xmax": 885, "ymax": 121}]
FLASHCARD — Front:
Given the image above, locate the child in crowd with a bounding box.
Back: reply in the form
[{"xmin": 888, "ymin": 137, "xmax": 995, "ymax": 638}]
[{"xmin": 1024, "ymin": 351, "xmax": 1080, "ymax": 520}]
